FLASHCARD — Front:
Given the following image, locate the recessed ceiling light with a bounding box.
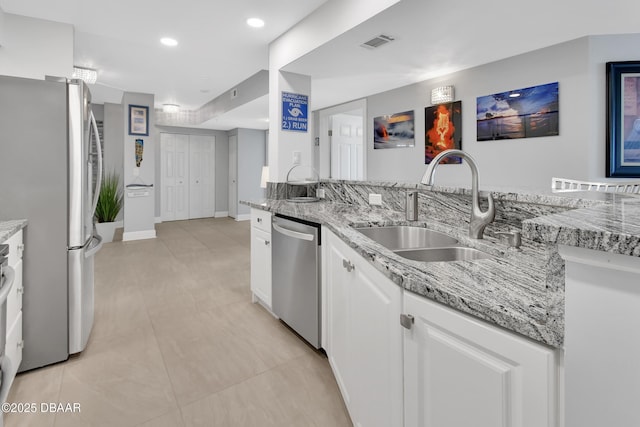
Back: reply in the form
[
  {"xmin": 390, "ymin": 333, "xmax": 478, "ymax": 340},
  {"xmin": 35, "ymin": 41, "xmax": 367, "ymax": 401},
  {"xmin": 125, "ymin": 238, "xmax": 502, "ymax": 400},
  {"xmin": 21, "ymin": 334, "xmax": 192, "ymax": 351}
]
[
  {"xmin": 160, "ymin": 37, "xmax": 178, "ymax": 47},
  {"xmin": 246, "ymin": 18, "xmax": 265, "ymax": 28}
]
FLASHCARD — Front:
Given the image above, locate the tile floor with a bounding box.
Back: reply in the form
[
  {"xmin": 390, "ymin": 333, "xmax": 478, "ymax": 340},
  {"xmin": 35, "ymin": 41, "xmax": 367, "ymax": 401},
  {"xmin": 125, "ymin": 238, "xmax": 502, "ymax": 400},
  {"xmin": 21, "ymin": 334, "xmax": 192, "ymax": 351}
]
[{"xmin": 5, "ymin": 218, "xmax": 352, "ymax": 427}]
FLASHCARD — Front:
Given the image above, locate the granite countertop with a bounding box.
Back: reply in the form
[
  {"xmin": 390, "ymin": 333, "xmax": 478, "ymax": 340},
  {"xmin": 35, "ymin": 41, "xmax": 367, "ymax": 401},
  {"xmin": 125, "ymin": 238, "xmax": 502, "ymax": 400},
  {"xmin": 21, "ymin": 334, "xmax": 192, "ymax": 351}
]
[
  {"xmin": 245, "ymin": 199, "xmax": 562, "ymax": 347},
  {"xmin": 524, "ymin": 193, "xmax": 640, "ymax": 257},
  {"xmin": 245, "ymin": 191, "xmax": 640, "ymax": 349},
  {"xmin": 0, "ymin": 219, "xmax": 27, "ymax": 242}
]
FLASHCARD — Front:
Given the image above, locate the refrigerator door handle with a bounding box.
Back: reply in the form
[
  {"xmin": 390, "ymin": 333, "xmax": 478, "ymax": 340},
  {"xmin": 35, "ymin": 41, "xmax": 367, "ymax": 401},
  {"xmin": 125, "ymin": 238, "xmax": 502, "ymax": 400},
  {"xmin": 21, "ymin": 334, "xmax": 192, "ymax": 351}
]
[
  {"xmin": 0, "ymin": 266, "xmax": 16, "ymax": 305},
  {"xmin": 84, "ymin": 234, "xmax": 103, "ymax": 258},
  {"xmin": 89, "ymin": 110, "xmax": 103, "ymax": 217}
]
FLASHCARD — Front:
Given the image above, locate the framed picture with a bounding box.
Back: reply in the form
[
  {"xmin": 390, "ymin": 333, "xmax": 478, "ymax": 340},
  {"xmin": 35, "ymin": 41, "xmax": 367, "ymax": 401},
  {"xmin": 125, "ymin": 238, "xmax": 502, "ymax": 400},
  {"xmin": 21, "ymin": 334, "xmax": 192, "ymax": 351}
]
[
  {"xmin": 373, "ymin": 110, "xmax": 415, "ymax": 149},
  {"xmin": 425, "ymin": 101, "xmax": 462, "ymax": 164},
  {"xmin": 606, "ymin": 61, "xmax": 640, "ymax": 177},
  {"xmin": 476, "ymin": 82, "xmax": 559, "ymax": 141},
  {"xmin": 128, "ymin": 105, "xmax": 149, "ymax": 136}
]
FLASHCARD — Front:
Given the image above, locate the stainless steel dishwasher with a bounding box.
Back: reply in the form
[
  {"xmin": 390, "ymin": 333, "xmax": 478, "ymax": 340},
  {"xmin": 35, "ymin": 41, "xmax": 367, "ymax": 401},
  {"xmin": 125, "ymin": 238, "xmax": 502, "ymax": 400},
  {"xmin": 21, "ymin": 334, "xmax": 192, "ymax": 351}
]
[{"xmin": 271, "ymin": 214, "xmax": 321, "ymax": 349}]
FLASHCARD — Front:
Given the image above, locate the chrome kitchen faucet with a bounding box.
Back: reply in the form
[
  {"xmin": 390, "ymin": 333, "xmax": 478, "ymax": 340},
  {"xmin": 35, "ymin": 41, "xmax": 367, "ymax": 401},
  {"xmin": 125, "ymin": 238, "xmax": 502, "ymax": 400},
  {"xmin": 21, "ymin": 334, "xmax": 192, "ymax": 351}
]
[{"xmin": 421, "ymin": 149, "xmax": 495, "ymax": 239}]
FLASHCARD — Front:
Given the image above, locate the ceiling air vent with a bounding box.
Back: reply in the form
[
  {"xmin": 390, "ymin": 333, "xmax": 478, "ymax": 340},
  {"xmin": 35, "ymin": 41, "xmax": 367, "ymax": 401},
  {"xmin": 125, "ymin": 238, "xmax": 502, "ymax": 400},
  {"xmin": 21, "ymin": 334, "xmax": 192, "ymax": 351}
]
[{"xmin": 361, "ymin": 34, "xmax": 395, "ymax": 49}]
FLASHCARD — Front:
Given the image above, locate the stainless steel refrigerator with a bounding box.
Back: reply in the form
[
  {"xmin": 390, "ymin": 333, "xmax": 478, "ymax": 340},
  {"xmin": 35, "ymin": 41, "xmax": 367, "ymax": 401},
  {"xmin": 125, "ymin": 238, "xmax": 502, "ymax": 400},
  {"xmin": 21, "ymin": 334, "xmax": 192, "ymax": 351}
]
[{"xmin": 0, "ymin": 75, "xmax": 103, "ymax": 371}]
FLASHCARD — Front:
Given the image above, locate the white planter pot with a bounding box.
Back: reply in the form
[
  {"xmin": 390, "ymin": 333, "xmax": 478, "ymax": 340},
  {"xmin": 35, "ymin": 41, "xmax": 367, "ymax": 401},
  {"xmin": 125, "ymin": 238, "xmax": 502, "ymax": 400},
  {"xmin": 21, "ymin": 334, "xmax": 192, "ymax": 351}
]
[{"xmin": 95, "ymin": 221, "xmax": 117, "ymax": 243}]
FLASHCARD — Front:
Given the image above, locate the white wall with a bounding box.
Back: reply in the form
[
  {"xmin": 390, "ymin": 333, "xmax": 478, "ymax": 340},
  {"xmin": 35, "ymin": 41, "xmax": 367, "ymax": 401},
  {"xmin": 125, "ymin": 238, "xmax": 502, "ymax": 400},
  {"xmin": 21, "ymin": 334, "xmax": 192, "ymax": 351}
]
[
  {"xmin": 231, "ymin": 128, "xmax": 266, "ymax": 217},
  {"xmin": 269, "ymin": 71, "xmax": 312, "ymax": 181},
  {"xmin": 0, "ymin": 6, "xmax": 6, "ymax": 46},
  {"xmin": 268, "ymin": 0, "xmax": 400, "ymax": 182},
  {"xmin": 362, "ymin": 36, "xmax": 594, "ymax": 191},
  {"xmin": 0, "ymin": 13, "xmax": 73, "ymax": 79}
]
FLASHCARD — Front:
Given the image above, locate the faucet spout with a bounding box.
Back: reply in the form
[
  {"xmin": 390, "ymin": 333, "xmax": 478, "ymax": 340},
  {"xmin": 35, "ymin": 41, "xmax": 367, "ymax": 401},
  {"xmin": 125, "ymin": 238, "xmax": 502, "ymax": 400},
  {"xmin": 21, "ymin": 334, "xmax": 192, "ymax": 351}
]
[{"xmin": 421, "ymin": 149, "xmax": 495, "ymax": 239}]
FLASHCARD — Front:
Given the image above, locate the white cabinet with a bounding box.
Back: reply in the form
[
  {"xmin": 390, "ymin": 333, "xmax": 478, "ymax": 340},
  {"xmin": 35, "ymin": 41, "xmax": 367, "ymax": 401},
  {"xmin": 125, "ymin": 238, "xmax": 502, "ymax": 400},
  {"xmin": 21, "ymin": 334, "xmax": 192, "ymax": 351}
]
[
  {"xmin": 160, "ymin": 132, "xmax": 215, "ymax": 221},
  {"xmin": 1, "ymin": 229, "xmax": 24, "ymax": 403},
  {"xmin": 250, "ymin": 209, "xmax": 272, "ymax": 308},
  {"xmin": 324, "ymin": 229, "xmax": 403, "ymax": 427},
  {"xmin": 560, "ymin": 245, "xmax": 640, "ymax": 427},
  {"xmin": 403, "ymin": 291, "xmax": 559, "ymax": 427}
]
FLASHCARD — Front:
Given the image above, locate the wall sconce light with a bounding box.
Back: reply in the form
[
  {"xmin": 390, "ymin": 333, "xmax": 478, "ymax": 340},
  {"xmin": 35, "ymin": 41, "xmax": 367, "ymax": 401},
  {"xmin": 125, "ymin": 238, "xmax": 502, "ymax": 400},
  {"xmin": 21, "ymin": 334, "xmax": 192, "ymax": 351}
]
[
  {"xmin": 260, "ymin": 166, "xmax": 269, "ymax": 189},
  {"xmin": 72, "ymin": 66, "xmax": 97, "ymax": 84},
  {"xmin": 162, "ymin": 104, "xmax": 180, "ymax": 113},
  {"xmin": 430, "ymin": 85, "xmax": 454, "ymax": 105}
]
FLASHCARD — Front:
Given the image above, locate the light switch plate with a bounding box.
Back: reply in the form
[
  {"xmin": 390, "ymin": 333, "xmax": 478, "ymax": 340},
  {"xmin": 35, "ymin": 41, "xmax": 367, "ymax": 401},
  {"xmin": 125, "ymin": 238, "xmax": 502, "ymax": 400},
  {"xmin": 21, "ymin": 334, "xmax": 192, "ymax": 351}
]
[
  {"xmin": 317, "ymin": 188, "xmax": 325, "ymax": 198},
  {"xmin": 369, "ymin": 193, "xmax": 382, "ymax": 205},
  {"xmin": 293, "ymin": 151, "xmax": 301, "ymax": 165}
]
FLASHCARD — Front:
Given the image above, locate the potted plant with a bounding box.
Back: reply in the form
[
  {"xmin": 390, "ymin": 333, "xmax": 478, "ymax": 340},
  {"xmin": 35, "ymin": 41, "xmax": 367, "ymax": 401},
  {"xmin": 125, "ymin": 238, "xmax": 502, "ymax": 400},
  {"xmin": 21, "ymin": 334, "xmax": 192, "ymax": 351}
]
[{"xmin": 94, "ymin": 170, "xmax": 123, "ymax": 243}]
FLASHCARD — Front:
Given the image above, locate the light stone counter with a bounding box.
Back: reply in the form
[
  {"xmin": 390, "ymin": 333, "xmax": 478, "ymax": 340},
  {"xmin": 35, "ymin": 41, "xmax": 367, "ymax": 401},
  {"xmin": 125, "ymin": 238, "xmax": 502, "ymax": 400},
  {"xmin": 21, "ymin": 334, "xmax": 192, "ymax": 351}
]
[
  {"xmin": 524, "ymin": 192, "xmax": 640, "ymax": 257},
  {"xmin": 0, "ymin": 219, "xmax": 27, "ymax": 243},
  {"xmin": 246, "ymin": 184, "xmax": 640, "ymax": 349}
]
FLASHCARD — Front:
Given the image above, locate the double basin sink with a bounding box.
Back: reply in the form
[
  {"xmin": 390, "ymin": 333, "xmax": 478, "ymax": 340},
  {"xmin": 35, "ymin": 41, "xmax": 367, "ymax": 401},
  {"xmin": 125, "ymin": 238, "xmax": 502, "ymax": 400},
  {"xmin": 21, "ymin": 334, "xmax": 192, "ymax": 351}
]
[{"xmin": 354, "ymin": 225, "xmax": 491, "ymax": 263}]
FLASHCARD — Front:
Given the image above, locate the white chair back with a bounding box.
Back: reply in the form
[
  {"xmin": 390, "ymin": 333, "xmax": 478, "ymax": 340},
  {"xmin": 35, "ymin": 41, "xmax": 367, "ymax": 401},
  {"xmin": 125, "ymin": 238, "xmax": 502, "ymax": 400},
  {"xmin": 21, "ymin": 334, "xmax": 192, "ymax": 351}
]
[{"xmin": 551, "ymin": 177, "xmax": 640, "ymax": 194}]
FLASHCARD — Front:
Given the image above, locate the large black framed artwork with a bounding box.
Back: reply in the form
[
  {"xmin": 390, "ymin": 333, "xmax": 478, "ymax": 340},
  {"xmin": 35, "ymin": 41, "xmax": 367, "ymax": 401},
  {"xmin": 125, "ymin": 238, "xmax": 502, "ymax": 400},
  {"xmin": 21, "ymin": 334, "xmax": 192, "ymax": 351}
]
[{"xmin": 606, "ymin": 61, "xmax": 640, "ymax": 177}]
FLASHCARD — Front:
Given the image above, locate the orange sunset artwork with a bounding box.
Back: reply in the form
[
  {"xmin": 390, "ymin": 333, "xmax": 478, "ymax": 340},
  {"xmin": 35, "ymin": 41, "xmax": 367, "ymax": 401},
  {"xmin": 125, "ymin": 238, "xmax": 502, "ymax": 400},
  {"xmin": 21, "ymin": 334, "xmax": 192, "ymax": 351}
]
[{"xmin": 425, "ymin": 101, "xmax": 462, "ymax": 164}]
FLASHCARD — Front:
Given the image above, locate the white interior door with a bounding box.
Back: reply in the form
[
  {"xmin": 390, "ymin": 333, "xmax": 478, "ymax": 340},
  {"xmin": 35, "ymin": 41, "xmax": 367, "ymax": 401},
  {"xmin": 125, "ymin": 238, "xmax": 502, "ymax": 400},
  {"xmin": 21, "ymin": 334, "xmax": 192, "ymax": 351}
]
[
  {"xmin": 228, "ymin": 135, "xmax": 238, "ymax": 219},
  {"xmin": 189, "ymin": 135, "xmax": 215, "ymax": 219},
  {"xmin": 161, "ymin": 133, "xmax": 189, "ymax": 221},
  {"xmin": 330, "ymin": 112, "xmax": 364, "ymax": 180}
]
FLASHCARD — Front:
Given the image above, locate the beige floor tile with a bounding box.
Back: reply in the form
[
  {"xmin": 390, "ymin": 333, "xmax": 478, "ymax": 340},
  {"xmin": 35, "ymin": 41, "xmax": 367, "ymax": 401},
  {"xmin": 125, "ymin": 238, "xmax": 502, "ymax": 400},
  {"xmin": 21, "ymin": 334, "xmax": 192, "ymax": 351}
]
[
  {"xmin": 180, "ymin": 352, "xmax": 351, "ymax": 427},
  {"xmin": 152, "ymin": 310, "xmax": 272, "ymax": 406},
  {"xmin": 54, "ymin": 328, "xmax": 177, "ymax": 427},
  {"xmin": 135, "ymin": 409, "xmax": 185, "ymax": 427},
  {"xmin": 4, "ymin": 364, "xmax": 64, "ymax": 427},
  {"xmin": 90, "ymin": 284, "xmax": 153, "ymax": 341}
]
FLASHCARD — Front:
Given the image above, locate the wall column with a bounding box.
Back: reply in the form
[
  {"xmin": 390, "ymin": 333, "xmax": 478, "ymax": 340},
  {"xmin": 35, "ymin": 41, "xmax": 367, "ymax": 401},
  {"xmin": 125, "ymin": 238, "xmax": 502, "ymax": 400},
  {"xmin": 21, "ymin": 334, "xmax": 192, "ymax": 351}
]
[
  {"xmin": 122, "ymin": 92, "xmax": 156, "ymax": 241},
  {"xmin": 268, "ymin": 70, "xmax": 312, "ymax": 181}
]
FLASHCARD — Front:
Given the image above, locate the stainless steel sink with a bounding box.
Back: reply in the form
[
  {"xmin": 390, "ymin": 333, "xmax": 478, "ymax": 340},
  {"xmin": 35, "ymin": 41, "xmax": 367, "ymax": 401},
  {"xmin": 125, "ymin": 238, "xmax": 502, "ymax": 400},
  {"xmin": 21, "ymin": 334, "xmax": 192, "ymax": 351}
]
[
  {"xmin": 393, "ymin": 246, "xmax": 492, "ymax": 262},
  {"xmin": 354, "ymin": 226, "xmax": 458, "ymax": 250}
]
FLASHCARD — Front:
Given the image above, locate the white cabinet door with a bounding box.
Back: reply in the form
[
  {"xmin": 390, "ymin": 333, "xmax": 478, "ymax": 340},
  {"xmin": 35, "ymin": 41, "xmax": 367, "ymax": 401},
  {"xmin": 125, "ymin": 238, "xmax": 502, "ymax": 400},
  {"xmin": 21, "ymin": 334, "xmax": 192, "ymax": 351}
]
[
  {"xmin": 2, "ymin": 229, "xmax": 23, "ymax": 403},
  {"xmin": 228, "ymin": 135, "xmax": 238, "ymax": 219},
  {"xmin": 189, "ymin": 135, "xmax": 215, "ymax": 219},
  {"xmin": 403, "ymin": 291, "xmax": 559, "ymax": 427},
  {"xmin": 160, "ymin": 133, "xmax": 189, "ymax": 221},
  {"xmin": 250, "ymin": 210, "xmax": 271, "ymax": 308},
  {"xmin": 250, "ymin": 228, "xmax": 271, "ymax": 307},
  {"xmin": 324, "ymin": 230, "xmax": 403, "ymax": 427},
  {"xmin": 325, "ymin": 231, "xmax": 355, "ymax": 412}
]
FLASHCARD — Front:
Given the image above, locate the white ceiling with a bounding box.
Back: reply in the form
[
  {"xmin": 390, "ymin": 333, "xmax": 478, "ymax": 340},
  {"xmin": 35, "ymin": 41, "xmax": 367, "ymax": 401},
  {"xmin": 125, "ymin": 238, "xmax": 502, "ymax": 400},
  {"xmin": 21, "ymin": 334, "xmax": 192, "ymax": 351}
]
[
  {"xmin": 286, "ymin": 0, "xmax": 640, "ymax": 111},
  {"xmin": 4, "ymin": 0, "xmax": 640, "ymax": 130},
  {"xmin": 0, "ymin": 0, "xmax": 326, "ymax": 126}
]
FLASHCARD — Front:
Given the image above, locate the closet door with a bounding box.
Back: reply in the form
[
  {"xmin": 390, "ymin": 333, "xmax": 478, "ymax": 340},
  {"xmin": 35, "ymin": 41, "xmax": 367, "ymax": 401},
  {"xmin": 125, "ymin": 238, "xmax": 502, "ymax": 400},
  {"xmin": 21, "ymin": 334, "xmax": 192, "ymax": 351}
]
[
  {"xmin": 228, "ymin": 135, "xmax": 238, "ymax": 219},
  {"xmin": 189, "ymin": 135, "xmax": 215, "ymax": 219},
  {"xmin": 161, "ymin": 133, "xmax": 189, "ymax": 221}
]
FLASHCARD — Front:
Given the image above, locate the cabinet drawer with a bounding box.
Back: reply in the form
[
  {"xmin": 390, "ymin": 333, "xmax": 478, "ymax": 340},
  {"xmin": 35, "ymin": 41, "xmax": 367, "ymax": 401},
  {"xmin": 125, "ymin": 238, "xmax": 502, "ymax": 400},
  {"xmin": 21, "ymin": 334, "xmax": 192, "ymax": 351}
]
[
  {"xmin": 251, "ymin": 209, "xmax": 272, "ymax": 233},
  {"xmin": 1, "ymin": 311, "xmax": 22, "ymax": 403},
  {"xmin": 5, "ymin": 229, "xmax": 23, "ymax": 267},
  {"xmin": 6, "ymin": 259, "xmax": 22, "ymax": 329}
]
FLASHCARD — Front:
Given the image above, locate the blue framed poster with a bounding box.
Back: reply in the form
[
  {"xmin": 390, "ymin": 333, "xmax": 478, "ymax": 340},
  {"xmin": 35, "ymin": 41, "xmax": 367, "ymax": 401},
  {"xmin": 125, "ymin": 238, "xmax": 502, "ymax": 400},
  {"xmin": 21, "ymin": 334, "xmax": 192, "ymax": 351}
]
[
  {"xmin": 607, "ymin": 61, "xmax": 640, "ymax": 177},
  {"xmin": 282, "ymin": 92, "xmax": 308, "ymax": 132}
]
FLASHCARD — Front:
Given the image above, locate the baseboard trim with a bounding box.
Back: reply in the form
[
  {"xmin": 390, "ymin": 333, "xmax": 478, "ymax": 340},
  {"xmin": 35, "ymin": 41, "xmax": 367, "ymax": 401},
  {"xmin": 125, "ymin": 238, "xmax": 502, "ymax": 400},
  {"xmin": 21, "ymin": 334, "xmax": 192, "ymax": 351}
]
[
  {"xmin": 155, "ymin": 217, "xmax": 162, "ymax": 224},
  {"xmin": 215, "ymin": 211, "xmax": 229, "ymax": 218},
  {"xmin": 122, "ymin": 229, "xmax": 157, "ymax": 241},
  {"xmin": 235, "ymin": 214, "xmax": 251, "ymax": 221}
]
